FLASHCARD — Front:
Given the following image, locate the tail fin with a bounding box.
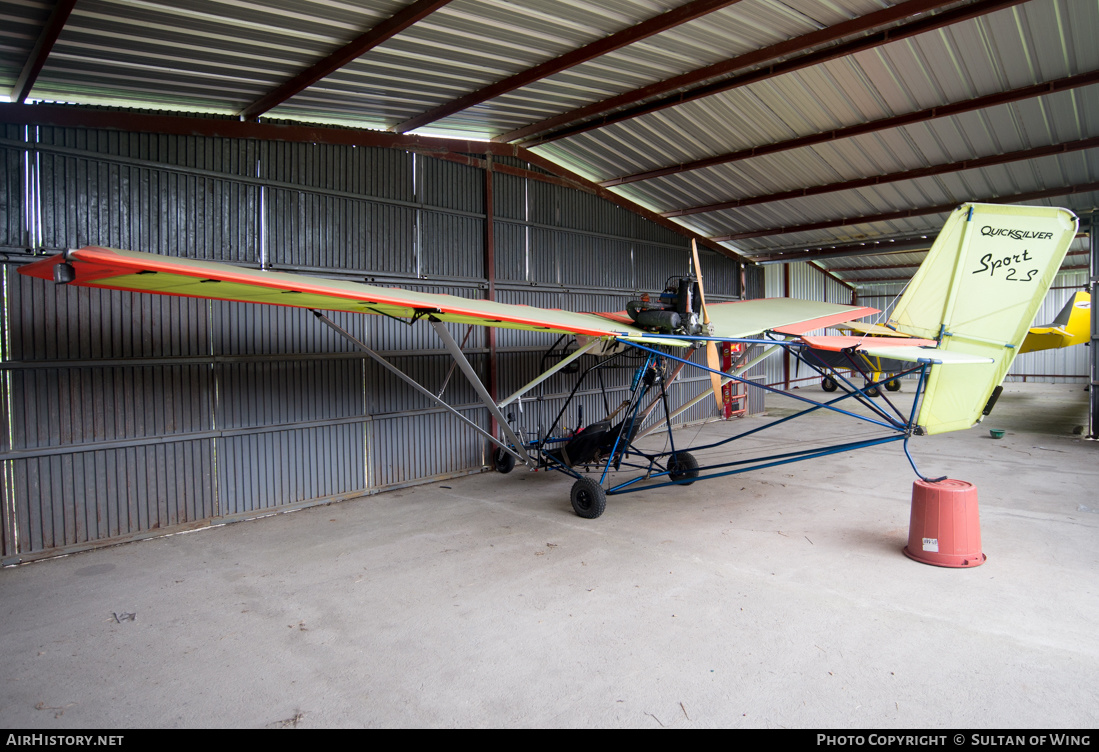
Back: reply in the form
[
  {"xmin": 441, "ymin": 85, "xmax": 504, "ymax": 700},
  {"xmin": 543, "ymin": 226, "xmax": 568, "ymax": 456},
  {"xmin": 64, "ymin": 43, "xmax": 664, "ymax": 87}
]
[
  {"xmin": 888, "ymin": 203, "xmax": 1078, "ymax": 435},
  {"xmin": 1019, "ymin": 290, "xmax": 1091, "ymax": 353}
]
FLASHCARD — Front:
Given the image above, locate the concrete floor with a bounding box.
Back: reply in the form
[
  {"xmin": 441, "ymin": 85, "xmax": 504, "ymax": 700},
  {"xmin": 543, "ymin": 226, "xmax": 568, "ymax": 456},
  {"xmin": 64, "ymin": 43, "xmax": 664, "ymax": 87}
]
[{"xmin": 1, "ymin": 382, "xmax": 1095, "ymax": 729}]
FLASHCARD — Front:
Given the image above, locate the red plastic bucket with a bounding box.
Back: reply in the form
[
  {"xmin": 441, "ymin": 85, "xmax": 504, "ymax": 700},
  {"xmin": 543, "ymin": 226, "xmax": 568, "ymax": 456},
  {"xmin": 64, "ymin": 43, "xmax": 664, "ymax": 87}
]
[{"xmin": 903, "ymin": 478, "xmax": 986, "ymax": 567}]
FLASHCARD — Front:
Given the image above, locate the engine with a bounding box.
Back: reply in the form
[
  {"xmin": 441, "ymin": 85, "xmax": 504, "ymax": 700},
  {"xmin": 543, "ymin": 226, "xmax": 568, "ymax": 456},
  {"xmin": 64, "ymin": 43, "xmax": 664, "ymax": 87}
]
[{"xmin": 626, "ymin": 277, "xmax": 704, "ymax": 335}]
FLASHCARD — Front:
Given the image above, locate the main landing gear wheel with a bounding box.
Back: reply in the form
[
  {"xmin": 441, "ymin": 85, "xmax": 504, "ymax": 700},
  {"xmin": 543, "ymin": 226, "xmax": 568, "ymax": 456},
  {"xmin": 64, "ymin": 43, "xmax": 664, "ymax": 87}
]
[
  {"xmin": 821, "ymin": 377, "xmax": 838, "ymax": 392},
  {"xmin": 570, "ymin": 477, "xmax": 606, "ymax": 519},
  {"xmin": 667, "ymin": 451, "xmax": 699, "ymax": 485},
  {"xmin": 885, "ymin": 378, "xmax": 901, "ymax": 392},
  {"xmin": 493, "ymin": 447, "xmax": 515, "ymax": 474}
]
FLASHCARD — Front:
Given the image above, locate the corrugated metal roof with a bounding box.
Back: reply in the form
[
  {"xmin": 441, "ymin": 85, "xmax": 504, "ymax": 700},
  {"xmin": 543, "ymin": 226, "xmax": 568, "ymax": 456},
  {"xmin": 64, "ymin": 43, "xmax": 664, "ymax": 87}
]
[{"xmin": 0, "ymin": 0, "xmax": 1095, "ymax": 284}]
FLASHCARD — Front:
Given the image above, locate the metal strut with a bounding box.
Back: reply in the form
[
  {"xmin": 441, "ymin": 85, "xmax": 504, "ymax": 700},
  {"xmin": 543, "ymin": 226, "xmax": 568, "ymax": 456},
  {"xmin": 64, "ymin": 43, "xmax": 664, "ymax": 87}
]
[
  {"xmin": 497, "ymin": 336, "xmax": 605, "ymax": 408},
  {"xmin": 310, "ymin": 310, "xmax": 530, "ymax": 466},
  {"xmin": 430, "ymin": 320, "xmax": 532, "ymax": 465}
]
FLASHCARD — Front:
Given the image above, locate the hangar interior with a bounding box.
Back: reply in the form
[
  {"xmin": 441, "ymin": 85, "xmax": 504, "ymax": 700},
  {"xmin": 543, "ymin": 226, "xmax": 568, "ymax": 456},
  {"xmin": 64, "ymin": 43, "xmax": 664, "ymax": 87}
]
[{"xmin": 0, "ymin": 0, "xmax": 1096, "ymax": 729}]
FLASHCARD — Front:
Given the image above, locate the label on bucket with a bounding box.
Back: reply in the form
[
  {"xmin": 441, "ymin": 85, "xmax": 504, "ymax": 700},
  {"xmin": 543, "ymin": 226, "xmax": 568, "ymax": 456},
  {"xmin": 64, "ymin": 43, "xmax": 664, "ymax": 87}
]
[{"xmin": 922, "ymin": 537, "xmax": 939, "ymax": 552}]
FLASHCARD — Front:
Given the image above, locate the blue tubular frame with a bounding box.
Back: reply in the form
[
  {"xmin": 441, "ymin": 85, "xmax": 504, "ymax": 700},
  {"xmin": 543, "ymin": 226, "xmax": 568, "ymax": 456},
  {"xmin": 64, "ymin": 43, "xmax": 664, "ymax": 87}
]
[
  {"xmin": 609, "ymin": 435, "xmax": 908, "ymax": 495},
  {"xmin": 502, "ymin": 334, "xmax": 944, "ymax": 499},
  {"xmin": 505, "ymin": 334, "xmax": 945, "ymax": 492}
]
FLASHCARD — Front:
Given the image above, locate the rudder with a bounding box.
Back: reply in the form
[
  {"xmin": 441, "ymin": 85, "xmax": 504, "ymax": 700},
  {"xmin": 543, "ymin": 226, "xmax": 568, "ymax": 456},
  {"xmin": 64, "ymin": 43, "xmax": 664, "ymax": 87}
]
[{"xmin": 887, "ymin": 203, "xmax": 1078, "ymax": 434}]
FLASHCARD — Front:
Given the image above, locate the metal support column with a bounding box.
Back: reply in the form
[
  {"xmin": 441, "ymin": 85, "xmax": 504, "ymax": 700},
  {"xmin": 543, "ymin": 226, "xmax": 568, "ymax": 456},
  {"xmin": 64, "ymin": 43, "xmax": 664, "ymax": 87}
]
[{"xmin": 1090, "ymin": 213, "xmax": 1098, "ymax": 439}]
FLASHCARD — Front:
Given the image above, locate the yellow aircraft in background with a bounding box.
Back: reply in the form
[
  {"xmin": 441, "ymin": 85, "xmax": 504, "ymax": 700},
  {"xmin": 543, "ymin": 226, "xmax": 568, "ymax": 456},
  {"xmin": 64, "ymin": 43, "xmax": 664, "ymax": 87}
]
[
  {"xmin": 1019, "ymin": 290, "xmax": 1091, "ymax": 353},
  {"xmin": 819, "ymin": 289, "xmax": 1090, "ymax": 395}
]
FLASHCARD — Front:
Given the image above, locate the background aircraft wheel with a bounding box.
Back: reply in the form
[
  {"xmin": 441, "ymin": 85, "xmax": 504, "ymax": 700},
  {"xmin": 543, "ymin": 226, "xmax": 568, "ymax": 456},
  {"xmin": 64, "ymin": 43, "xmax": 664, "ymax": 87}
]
[
  {"xmin": 821, "ymin": 377, "xmax": 838, "ymax": 392},
  {"xmin": 493, "ymin": 448, "xmax": 516, "ymax": 474},
  {"xmin": 865, "ymin": 383, "xmax": 881, "ymax": 398},
  {"xmin": 885, "ymin": 378, "xmax": 901, "ymax": 392},
  {"xmin": 668, "ymin": 451, "xmax": 699, "ymax": 485},
  {"xmin": 570, "ymin": 477, "xmax": 606, "ymax": 519}
]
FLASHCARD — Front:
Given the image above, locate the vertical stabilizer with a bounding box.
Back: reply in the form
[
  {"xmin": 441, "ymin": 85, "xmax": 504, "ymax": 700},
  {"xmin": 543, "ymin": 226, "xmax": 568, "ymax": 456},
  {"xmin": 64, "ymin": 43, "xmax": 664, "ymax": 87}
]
[{"xmin": 889, "ymin": 203, "xmax": 1078, "ymax": 434}]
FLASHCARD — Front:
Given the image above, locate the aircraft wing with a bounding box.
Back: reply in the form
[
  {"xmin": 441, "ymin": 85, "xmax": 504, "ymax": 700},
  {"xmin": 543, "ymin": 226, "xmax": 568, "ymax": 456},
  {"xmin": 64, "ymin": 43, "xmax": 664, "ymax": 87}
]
[
  {"xmin": 18, "ymin": 246, "xmax": 880, "ymax": 345},
  {"xmin": 19, "ymin": 246, "xmax": 684, "ymax": 342},
  {"xmin": 702, "ymin": 298, "xmax": 879, "ymax": 339}
]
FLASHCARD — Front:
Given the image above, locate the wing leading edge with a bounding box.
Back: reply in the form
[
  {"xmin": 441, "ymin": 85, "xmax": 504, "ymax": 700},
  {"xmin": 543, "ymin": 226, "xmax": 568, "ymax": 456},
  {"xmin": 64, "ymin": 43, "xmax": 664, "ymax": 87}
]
[
  {"xmin": 19, "ymin": 246, "xmax": 882, "ymax": 346},
  {"xmin": 20, "ymin": 246, "xmax": 676, "ymax": 342}
]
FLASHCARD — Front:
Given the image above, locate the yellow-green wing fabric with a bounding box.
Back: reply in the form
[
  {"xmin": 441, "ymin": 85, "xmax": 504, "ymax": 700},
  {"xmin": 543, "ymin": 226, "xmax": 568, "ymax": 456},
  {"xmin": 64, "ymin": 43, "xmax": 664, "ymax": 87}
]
[
  {"xmin": 19, "ymin": 246, "xmax": 673, "ymax": 341},
  {"xmin": 704, "ymin": 299, "xmax": 878, "ymax": 339},
  {"xmin": 21, "ymin": 247, "xmax": 881, "ymax": 348}
]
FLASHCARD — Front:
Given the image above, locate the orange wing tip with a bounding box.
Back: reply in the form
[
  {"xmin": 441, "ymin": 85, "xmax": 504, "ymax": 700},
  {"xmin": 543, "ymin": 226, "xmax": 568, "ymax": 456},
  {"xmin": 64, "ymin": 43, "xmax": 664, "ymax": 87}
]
[
  {"xmin": 771, "ymin": 307, "xmax": 879, "ymax": 335},
  {"xmin": 800, "ymin": 335, "xmax": 939, "ymax": 352}
]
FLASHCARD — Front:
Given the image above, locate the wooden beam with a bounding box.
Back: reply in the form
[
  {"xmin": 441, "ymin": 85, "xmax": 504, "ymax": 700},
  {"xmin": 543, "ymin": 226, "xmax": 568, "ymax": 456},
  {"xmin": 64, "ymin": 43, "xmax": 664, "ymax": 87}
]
[{"xmin": 0, "ymin": 102, "xmax": 741, "ymax": 264}]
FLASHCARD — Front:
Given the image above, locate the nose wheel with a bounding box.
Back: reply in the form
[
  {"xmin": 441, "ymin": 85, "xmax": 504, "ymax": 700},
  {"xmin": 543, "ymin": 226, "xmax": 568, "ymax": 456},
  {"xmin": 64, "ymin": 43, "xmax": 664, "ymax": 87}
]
[
  {"xmin": 570, "ymin": 477, "xmax": 607, "ymax": 519},
  {"xmin": 493, "ymin": 447, "xmax": 516, "ymax": 474}
]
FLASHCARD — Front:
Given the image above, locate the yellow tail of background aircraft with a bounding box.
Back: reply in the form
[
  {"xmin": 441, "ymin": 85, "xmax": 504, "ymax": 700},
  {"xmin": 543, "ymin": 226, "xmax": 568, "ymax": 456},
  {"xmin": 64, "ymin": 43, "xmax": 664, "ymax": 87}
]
[{"xmin": 1020, "ymin": 290, "xmax": 1091, "ymax": 354}]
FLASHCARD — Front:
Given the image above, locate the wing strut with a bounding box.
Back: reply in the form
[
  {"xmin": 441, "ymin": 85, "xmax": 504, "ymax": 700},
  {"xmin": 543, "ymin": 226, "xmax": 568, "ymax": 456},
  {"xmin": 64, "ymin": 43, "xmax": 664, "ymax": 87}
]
[
  {"xmin": 429, "ymin": 320, "xmax": 532, "ymax": 465},
  {"xmin": 310, "ymin": 310, "xmax": 531, "ymax": 466},
  {"xmin": 497, "ymin": 337, "xmax": 606, "ymax": 408}
]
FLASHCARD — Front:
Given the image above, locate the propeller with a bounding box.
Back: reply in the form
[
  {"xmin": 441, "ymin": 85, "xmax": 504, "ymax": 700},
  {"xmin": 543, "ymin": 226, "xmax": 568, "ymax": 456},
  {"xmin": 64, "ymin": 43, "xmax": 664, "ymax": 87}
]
[{"xmin": 691, "ymin": 240, "xmax": 725, "ymax": 413}]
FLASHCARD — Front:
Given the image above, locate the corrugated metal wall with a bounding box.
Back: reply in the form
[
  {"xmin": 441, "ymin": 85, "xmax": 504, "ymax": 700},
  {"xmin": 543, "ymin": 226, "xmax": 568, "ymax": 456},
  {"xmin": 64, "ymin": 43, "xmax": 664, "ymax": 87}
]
[{"xmin": 0, "ymin": 122, "xmax": 741, "ymax": 562}]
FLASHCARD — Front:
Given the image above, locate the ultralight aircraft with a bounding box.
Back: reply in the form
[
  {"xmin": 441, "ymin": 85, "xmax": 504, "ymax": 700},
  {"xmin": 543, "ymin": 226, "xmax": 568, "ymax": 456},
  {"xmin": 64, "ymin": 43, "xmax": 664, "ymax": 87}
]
[{"xmin": 19, "ymin": 203, "xmax": 1079, "ymax": 518}]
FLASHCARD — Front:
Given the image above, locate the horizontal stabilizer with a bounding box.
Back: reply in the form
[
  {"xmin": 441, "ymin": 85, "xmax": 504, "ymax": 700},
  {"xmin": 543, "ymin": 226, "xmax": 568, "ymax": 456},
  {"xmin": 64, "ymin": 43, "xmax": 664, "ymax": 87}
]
[
  {"xmin": 799, "ymin": 335, "xmax": 939, "ymax": 351},
  {"xmin": 839, "ymin": 321, "xmax": 913, "ymax": 338},
  {"xmin": 799, "ymin": 335, "xmax": 993, "ymax": 365}
]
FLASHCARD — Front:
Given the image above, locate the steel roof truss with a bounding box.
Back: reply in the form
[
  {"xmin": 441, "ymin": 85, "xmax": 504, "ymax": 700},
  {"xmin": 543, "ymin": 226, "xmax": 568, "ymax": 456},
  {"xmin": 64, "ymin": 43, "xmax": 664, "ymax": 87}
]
[{"xmin": 11, "ymin": 0, "xmax": 78, "ymax": 103}]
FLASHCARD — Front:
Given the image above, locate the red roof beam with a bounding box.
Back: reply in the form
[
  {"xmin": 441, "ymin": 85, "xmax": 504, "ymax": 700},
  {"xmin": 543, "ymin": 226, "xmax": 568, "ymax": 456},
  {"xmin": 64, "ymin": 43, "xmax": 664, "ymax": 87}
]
[
  {"xmin": 502, "ymin": 0, "xmax": 1024, "ymax": 146},
  {"xmin": 663, "ymin": 136, "xmax": 1099, "ymax": 217},
  {"xmin": 604, "ymin": 71, "xmax": 1099, "ymax": 188},
  {"xmin": 0, "ymin": 102, "xmax": 740, "ymax": 264},
  {"xmin": 392, "ymin": 0, "xmax": 744, "ymax": 134},
  {"xmin": 10, "ymin": 0, "xmax": 78, "ymax": 103},
  {"xmin": 751, "ymin": 239, "xmax": 936, "ymax": 264},
  {"xmin": 751, "ymin": 236, "xmax": 1089, "ymax": 266},
  {"xmin": 712, "ymin": 182, "xmax": 1099, "ymax": 242},
  {"xmin": 238, "ymin": 0, "xmax": 454, "ymax": 121}
]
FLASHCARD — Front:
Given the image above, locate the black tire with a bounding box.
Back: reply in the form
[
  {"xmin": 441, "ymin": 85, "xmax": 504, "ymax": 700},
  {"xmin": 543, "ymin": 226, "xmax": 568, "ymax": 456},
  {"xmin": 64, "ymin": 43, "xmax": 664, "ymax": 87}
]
[
  {"xmin": 865, "ymin": 383, "xmax": 881, "ymax": 398},
  {"xmin": 668, "ymin": 451, "xmax": 700, "ymax": 485},
  {"xmin": 570, "ymin": 477, "xmax": 607, "ymax": 519},
  {"xmin": 885, "ymin": 378, "xmax": 901, "ymax": 392},
  {"xmin": 493, "ymin": 447, "xmax": 516, "ymax": 474},
  {"xmin": 821, "ymin": 377, "xmax": 838, "ymax": 392}
]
